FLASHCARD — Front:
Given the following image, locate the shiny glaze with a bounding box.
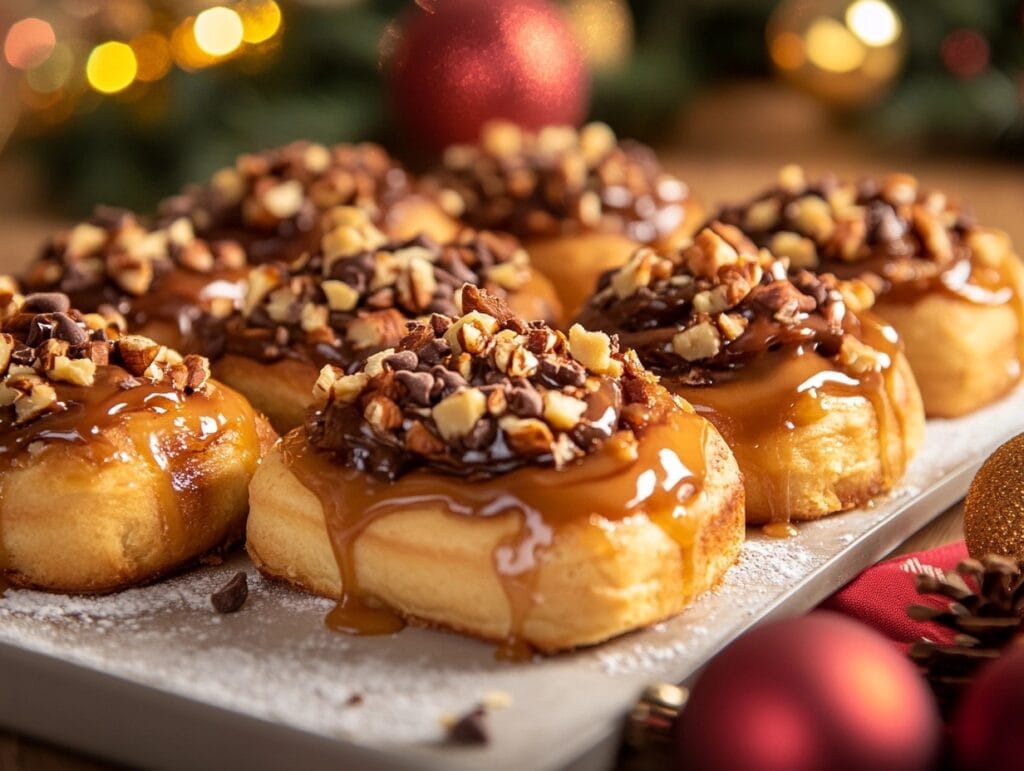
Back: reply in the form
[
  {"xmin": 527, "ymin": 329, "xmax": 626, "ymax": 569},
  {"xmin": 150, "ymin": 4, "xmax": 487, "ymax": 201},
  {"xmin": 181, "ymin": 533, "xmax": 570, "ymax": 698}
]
[
  {"xmin": 282, "ymin": 407, "xmax": 712, "ymax": 658},
  {"xmin": 0, "ymin": 366, "xmax": 259, "ymax": 586},
  {"xmin": 665, "ymin": 315, "xmax": 910, "ymax": 531}
]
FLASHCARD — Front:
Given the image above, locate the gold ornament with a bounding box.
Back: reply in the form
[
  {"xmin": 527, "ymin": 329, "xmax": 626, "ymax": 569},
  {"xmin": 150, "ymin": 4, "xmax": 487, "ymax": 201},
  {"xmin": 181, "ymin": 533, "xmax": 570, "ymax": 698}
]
[
  {"xmin": 767, "ymin": 0, "xmax": 905, "ymax": 108},
  {"xmin": 564, "ymin": 0, "xmax": 633, "ymax": 72},
  {"xmin": 964, "ymin": 433, "xmax": 1024, "ymax": 561}
]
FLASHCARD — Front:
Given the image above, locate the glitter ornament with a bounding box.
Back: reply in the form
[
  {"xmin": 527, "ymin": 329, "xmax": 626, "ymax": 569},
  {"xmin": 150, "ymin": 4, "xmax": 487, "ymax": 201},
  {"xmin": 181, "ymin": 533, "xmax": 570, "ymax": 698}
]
[
  {"xmin": 676, "ymin": 612, "xmax": 941, "ymax": 771},
  {"xmin": 389, "ymin": 0, "xmax": 589, "ymax": 152},
  {"xmin": 965, "ymin": 433, "xmax": 1024, "ymax": 561},
  {"xmin": 951, "ymin": 644, "xmax": 1024, "ymax": 771}
]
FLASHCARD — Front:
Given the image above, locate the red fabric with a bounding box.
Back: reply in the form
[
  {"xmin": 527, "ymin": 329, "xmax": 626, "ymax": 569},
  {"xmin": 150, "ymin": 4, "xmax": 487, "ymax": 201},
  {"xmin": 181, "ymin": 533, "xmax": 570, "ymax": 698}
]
[{"xmin": 821, "ymin": 541, "xmax": 969, "ymax": 649}]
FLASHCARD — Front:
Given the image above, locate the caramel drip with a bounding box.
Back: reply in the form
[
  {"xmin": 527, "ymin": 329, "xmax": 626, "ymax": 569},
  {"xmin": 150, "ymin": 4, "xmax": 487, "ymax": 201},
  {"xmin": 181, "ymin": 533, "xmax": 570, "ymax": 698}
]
[
  {"xmin": 131, "ymin": 266, "xmax": 246, "ymax": 341},
  {"xmin": 667, "ymin": 315, "xmax": 906, "ymax": 531},
  {"xmin": 282, "ymin": 409, "xmax": 711, "ymax": 658},
  {"xmin": 0, "ymin": 366, "xmax": 257, "ymax": 587}
]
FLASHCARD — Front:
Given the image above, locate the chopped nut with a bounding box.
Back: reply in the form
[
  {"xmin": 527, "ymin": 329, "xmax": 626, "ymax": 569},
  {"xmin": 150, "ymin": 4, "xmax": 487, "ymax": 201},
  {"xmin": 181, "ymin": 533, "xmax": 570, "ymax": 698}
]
[
  {"xmin": 346, "ymin": 310, "xmax": 406, "ymax": 351},
  {"xmin": 485, "ymin": 388, "xmax": 507, "ymax": 416},
  {"xmin": 396, "ymin": 253, "xmax": 437, "ymax": 310},
  {"xmin": 542, "ymin": 390, "xmax": 587, "ymax": 431},
  {"xmin": 300, "ymin": 303, "xmax": 329, "ymax": 332},
  {"xmin": 405, "ymin": 420, "xmax": 445, "ymax": 454},
  {"xmin": 672, "ymin": 322, "xmax": 721, "ymax": 362},
  {"xmin": 364, "ymin": 394, "xmax": 403, "ymax": 432},
  {"xmin": 505, "ymin": 345, "xmax": 539, "ymax": 378},
  {"xmin": 48, "ymin": 355, "xmax": 96, "ymax": 386},
  {"xmin": 744, "ymin": 198, "xmax": 781, "ymax": 231},
  {"xmin": 481, "ymin": 121, "xmax": 523, "ymax": 157},
  {"xmin": 444, "ymin": 311, "xmax": 500, "ymax": 356},
  {"xmin": 499, "ymin": 415, "xmax": 554, "ymax": 456},
  {"xmin": 14, "ymin": 381, "xmax": 58, "ymax": 424},
  {"xmin": 777, "ymin": 164, "xmax": 806, "ymax": 194},
  {"xmin": 321, "ymin": 279, "xmax": 360, "ymax": 312},
  {"xmin": 769, "ymin": 231, "xmax": 819, "ymax": 270},
  {"xmin": 568, "ymin": 325, "xmax": 623, "ymax": 377},
  {"xmin": 912, "ymin": 205, "xmax": 953, "ymax": 264},
  {"xmin": 611, "ymin": 248, "xmax": 659, "ymax": 299},
  {"xmin": 838, "ymin": 279, "xmax": 875, "ymax": 313},
  {"xmin": 687, "ymin": 229, "xmax": 739, "ymax": 279},
  {"xmin": 66, "ymin": 223, "xmax": 107, "ymax": 259},
  {"xmin": 363, "ymin": 347, "xmax": 396, "ymax": 378},
  {"xmin": 0, "ymin": 333, "xmax": 13, "ymax": 375},
  {"xmin": 579, "ymin": 121, "xmax": 616, "ymax": 163},
  {"xmin": 261, "ymin": 180, "xmax": 304, "ymax": 219},
  {"xmin": 692, "ymin": 285, "xmax": 731, "ymax": 315},
  {"xmin": 717, "ymin": 312, "xmax": 749, "ymax": 340},
  {"xmin": 433, "ymin": 388, "xmax": 487, "ymax": 441},
  {"xmin": 117, "ymin": 335, "xmax": 162, "ymax": 376},
  {"xmin": 244, "ymin": 265, "xmax": 284, "ymax": 315},
  {"xmin": 167, "ymin": 217, "xmax": 195, "ymax": 248},
  {"xmin": 790, "ymin": 195, "xmax": 835, "ymax": 242},
  {"xmin": 881, "ymin": 173, "xmax": 918, "ymax": 206}
]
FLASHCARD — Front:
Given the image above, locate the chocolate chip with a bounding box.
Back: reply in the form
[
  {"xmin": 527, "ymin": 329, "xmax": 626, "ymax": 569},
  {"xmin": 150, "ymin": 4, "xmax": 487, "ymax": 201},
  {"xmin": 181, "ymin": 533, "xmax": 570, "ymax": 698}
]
[
  {"xmin": 462, "ymin": 416, "xmax": 497, "ymax": 450},
  {"xmin": 25, "ymin": 317, "xmax": 56, "ymax": 347},
  {"xmin": 22, "ymin": 293, "xmax": 71, "ymax": 314},
  {"xmin": 447, "ymin": 706, "xmax": 489, "ymax": 746},
  {"xmin": 11, "ymin": 344, "xmax": 35, "ymax": 366},
  {"xmin": 431, "ymin": 366, "xmax": 466, "ymax": 396},
  {"xmin": 383, "ymin": 350, "xmax": 418, "ymax": 371},
  {"xmin": 396, "ymin": 370, "xmax": 434, "ymax": 406},
  {"xmin": 346, "ymin": 693, "xmax": 364, "ymax": 706},
  {"xmin": 507, "ymin": 386, "xmax": 542, "ymax": 418},
  {"xmin": 210, "ymin": 571, "xmax": 248, "ymax": 613},
  {"xmin": 52, "ymin": 312, "xmax": 89, "ymax": 345},
  {"xmin": 538, "ymin": 357, "xmax": 586, "ymax": 388}
]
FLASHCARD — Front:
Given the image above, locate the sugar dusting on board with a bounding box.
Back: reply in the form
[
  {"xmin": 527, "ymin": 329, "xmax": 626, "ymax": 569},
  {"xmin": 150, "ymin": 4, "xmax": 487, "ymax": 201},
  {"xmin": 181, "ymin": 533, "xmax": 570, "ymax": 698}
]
[{"xmin": 0, "ymin": 387, "xmax": 1021, "ymax": 764}]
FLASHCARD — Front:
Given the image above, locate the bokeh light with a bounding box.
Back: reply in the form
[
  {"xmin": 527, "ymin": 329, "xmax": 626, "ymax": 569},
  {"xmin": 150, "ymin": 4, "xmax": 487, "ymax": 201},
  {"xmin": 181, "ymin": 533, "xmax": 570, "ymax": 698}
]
[
  {"xmin": 846, "ymin": 0, "xmax": 901, "ymax": 47},
  {"xmin": 4, "ymin": 18, "xmax": 56, "ymax": 70},
  {"xmin": 239, "ymin": 1, "xmax": 283, "ymax": 45},
  {"xmin": 171, "ymin": 17, "xmax": 217, "ymax": 70},
  {"xmin": 194, "ymin": 6, "xmax": 244, "ymax": 57},
  {"xmin": 25, "ymin": 43, "xmax": 73, "ymax": 93},
  {"xmin": 86, "ymin": 41, "xmax": 138, "ymax": 94},
  {"xmin": 805, "ymin": 17, "xmax": 865, "ymax": 74},
  {"xmin": 565, "ymin": 0, "xmax": 633, "ymax": 71},
  {"xmin": 941, "ymin": 28, "xmax": 990, "ymax": 79},
  {"xmin": 131, "ymin": 32, "xmax": 172, "ymax": 82}
]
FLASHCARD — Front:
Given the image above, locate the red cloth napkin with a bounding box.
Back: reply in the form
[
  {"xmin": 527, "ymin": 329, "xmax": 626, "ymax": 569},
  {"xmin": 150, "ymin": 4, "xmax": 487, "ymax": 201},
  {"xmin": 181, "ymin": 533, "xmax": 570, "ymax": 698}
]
[{"xmin": 821, "ymin": 541, "xmax": 969, "ymax": 649}]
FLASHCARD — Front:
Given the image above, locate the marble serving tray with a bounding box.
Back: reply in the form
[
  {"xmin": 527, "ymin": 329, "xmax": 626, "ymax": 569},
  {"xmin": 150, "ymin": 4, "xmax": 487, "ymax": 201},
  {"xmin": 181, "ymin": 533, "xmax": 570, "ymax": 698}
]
[{"xmin": 1, "ymin": 386, "xmax": 1023, "ymax": 771}]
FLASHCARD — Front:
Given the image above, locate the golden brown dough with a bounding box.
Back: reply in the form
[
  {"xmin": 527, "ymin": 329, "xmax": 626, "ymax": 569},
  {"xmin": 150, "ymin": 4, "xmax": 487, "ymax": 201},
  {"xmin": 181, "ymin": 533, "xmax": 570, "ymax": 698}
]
[
  {"xmin": 712, "ymin": 167, "xmax": 1024, "ymax": 417},
  {"xmin": 575, "ymin": 224, "xmax": 926, "ymax": 524},
  {"xmin": 0, "ymin": 291, "xmax": 274, "ymax": 593},
  {"xmin": 245, "ymin": 286, "xmax": 745, "ymax": 653},
  {"xmin": 431, "ymin": 121, "xmax": 704, "ymax": 318}
]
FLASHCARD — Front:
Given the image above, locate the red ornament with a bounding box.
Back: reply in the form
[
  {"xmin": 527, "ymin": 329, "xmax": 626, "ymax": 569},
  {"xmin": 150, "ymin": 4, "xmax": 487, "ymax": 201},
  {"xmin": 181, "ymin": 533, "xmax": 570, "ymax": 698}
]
[
  {"xmin": 952, "ymin": 644, "xmax": 1024, "ymax": 771},
  {"xmin": 676, "ymin": 612, "xmax": 941, "ymax": 771},
  {"xmin": 389, "ymin": 0, "xmax": 589, "ymax": 152}
]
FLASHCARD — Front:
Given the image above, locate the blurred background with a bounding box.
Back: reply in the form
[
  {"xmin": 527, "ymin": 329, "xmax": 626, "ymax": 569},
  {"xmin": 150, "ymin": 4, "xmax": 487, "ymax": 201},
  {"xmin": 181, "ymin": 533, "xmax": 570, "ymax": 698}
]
[{"xmin": 0, "ymin": 0, "xmax": 1022, "ymax": 261}]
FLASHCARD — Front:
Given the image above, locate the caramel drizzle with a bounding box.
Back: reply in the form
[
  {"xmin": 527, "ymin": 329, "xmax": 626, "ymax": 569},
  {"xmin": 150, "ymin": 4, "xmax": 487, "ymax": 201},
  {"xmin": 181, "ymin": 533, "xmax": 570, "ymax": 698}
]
[
  {"xmin": 665, "ymin": 315, "xmax": 908, "ymax": 531},
  {"xmin": 282, "ymin": 409, "xmax": 710, "ymax": 658},
  {"xmin": 0, "ymin": 366, "xmax": 256, "ymax": 590}
]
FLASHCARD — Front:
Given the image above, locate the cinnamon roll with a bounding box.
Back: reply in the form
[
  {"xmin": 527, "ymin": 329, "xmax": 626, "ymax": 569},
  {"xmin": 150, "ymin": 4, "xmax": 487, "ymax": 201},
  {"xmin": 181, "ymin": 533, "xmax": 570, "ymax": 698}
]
[
  {"xmin": 197, "ymin": 208, "xmax": 561, "ymax": 433},
  {"xmin": 430, "ymin": 121, "xmax": 704, "ymax": 318},
  {"xmin": 713, "ymin": 167, "xmax": 1024, "ymax": 417},
  {"xmin": 576, "ymin": 224, "xmax": 926, "ymax": 527},
  {"xmin": 246, "ymin": 286, "xmax": 744, "ymax": 654},
  {"xmin": 0, "ymin": 290, "xmax": 273, "ymax": 594}
]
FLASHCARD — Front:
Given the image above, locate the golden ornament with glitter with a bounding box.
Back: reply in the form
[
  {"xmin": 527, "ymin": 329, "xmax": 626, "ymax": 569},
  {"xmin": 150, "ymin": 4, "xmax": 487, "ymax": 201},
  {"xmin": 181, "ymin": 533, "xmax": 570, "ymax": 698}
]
[{"xmin": 964, "ymin": 433, "xmax": 1024, "ymax": 561}]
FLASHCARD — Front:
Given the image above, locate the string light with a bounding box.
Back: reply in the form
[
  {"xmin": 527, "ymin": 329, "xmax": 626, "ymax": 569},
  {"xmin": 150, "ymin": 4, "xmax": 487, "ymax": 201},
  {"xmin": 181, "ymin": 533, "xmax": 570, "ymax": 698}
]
[
  {"xmin": 193, "ymin": 6, "xmax": 244, "ymax": 57},
  {"xmin": 846, "ymin": 0, "xmax": 901, "ymax": 48},
  {"xmin": 171, "ymin": 18, "xmax": 217, "ymax": 70},
  {"xmin": 86, "ymin": 41, "xmax": 137, "ymax": 94},
  {"xmin": 131, "ymin": 32, "xmax": 172, "ymax": 82},
  {"xmin": 4, "ymin": 17, "xmax": 56, "ymax": 70},
  {"xmin": 239, "ymin": 1, "xmax": 282, "ymax": 45}
]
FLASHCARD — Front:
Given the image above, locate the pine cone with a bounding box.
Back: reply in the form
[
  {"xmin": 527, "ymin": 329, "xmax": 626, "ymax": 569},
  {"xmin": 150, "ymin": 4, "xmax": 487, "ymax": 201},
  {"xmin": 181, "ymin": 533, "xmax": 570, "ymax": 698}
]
[{"xmin": 907, "ymin": 554, "xmax": 1024, "ymax": 715}]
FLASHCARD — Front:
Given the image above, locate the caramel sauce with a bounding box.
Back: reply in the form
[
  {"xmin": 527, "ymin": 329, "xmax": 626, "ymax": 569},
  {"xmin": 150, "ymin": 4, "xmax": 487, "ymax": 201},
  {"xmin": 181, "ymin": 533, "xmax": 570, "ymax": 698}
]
[
  {"xmin": 282, "ymin": 408, "xmax": 711, "ymax": 658},
  {"xmin": 666, "ymin": 315, "xmax": 908, "ymax": 528},
  {"xmin": 131, "ymin": 266, "xmax": 247, "ymax": 344},
  {"xmin": 0, "ymin": 366, "xmax": 258, "ymax": 587},
  {"xmin": 762, "ymin": 522, "xmax": 798, "ymax": 539}
]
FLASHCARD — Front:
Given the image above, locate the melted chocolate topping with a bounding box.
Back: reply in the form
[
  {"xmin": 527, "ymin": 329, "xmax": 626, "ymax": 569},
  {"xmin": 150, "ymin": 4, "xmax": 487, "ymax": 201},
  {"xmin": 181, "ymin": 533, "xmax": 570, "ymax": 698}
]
[
  {"xmin": 306, "ymin": 285, "xmax": 666, "ymax": 481},
  {"xmin": 433, "ymin": 122, "xmax": 692, "ymax": 243}
]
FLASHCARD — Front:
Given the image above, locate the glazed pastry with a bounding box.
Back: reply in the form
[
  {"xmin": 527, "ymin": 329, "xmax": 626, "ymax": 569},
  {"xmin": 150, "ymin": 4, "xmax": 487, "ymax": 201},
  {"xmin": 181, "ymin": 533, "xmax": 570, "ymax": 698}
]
[
  {"xmin": 162, "ymin": 140, "xmax": 462, "ymax": 264},
  {"xmin": 0, "ymin": 291, "xmax": 273, "ymax": 594},
  {"xmin": 430, "ymin": 121, "xmax": 704, "ymax": 317},
  {"xmin": 246, "ymin": 286, "xmax": 744, "ymax": 654},
  {"xmin": 23, "ymin": 206, "xmax": 247, "ymax": 351},
  {"xmin": 713, "ymin": 167, "xmax": 1024, "ymax": 417},
  {"xmin": 575, "ymin": 224, "xmax": 926, "ymax": 526},
  {"xmin": 197, "ymin": 207, "xmax": 562, "ymax": 433}
]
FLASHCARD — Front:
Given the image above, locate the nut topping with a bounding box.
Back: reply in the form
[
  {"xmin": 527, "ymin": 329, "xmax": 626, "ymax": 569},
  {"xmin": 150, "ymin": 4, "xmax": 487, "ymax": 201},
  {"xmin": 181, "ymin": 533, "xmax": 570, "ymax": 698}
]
[{"xmin": 306, "ymin": 285, "xmax": 668, "ymax": 481}]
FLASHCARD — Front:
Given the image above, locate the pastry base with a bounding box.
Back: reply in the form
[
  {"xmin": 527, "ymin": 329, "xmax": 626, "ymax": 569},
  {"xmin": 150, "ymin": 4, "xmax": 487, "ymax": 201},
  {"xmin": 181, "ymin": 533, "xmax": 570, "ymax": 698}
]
[
  {"xmin": 213, "ymin": 355, "xmax": 315, "ymax": 435},
  {"xmin": 670, "ymin": 351, "xmax": 925, "ymax": 523},
  {"xmin": 875, "ymin": 292, "xmax": 1022, "ymax": 418},
  {"xmin": 246, "ymin": 422, "xmax": 744, "ymax": 652},
  {"xmin": 0, "ymin": 383, "xmax": 275, "ymax": 593}
]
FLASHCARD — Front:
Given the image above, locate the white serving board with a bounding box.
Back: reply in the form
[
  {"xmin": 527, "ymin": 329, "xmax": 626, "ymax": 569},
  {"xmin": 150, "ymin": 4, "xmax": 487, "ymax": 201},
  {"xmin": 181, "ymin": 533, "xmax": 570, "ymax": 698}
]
[{"xmin": 1, "ymin": 386, "xmax": 1023, "ymax": 771}]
